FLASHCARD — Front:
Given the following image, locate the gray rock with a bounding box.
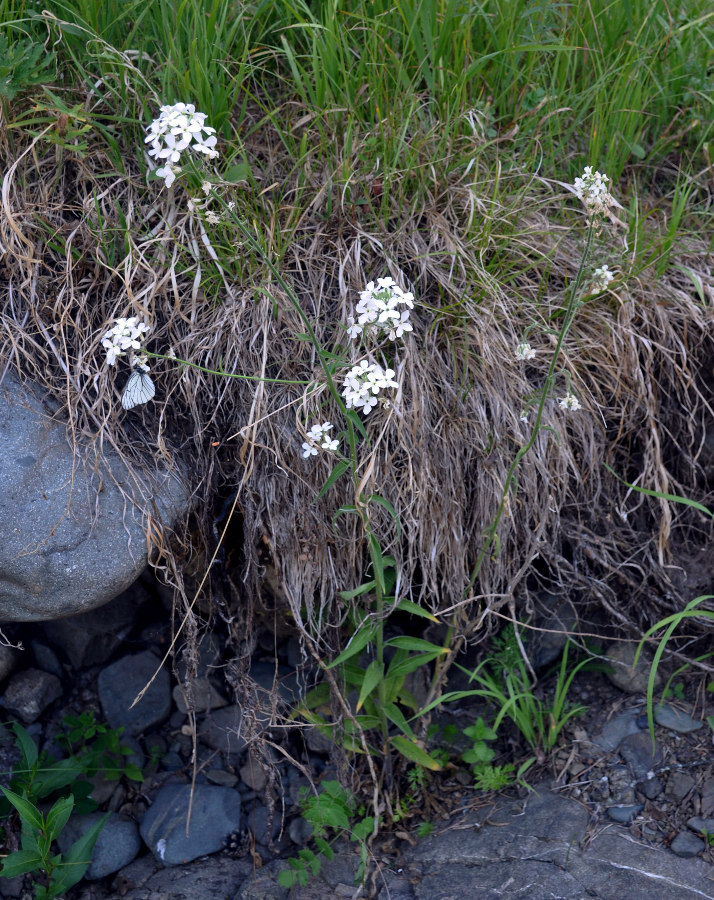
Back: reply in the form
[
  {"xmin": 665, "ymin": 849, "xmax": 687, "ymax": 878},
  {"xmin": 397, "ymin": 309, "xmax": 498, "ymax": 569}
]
[
  {"xmin": 98, "ymin": 651, "xmax": 172, "ymax": 737},
  {"xmin": 591, "ymin": 708, "xmax": 642, "ymax": 751},
  {"xmin": 0, "ymin": 371, "xmax": 188, "ymax": 622},
  {"xmin": 1, "ymin": 668, "xmax": 62, "ymax": 722},
  {"xmin": 234, "ymin": 858, "xmax": 290, "ymax": 900},
  {"xmin": 666, "ymin": 771, "xmax": 696, "ymax": 801},
  {"xmin": 654, "ymin": 702, "xmax": 702, "ymax": 733},
  {"xmin": 670, "ymin": 831, "xmax": 705, "ymax": 858},
  {"xmin": 686, "ymin": 815, "xmax": 714, "ymax": 834},
  {"xmin": 140, "ymin": 782, "xmax": 241, "ymax": 866},
  {"xmin": 29, "ymin": 641, "xmax": 63, "ymax": 678},
  {"xmin": 118, "ymin": 853, "xmax": 252, "ymax": 900},
  {"xmin": 42, "ymin": 587, "xmax": 144, "ymax": 669},
  {"xmin": 607, "ymin": 803, "xmax": 642, "ymax": 823},
  {"xmin": 57, "ymin": 812, "xmax": 141, "ymax": 879},
  {"xmin": 603, "ymin": 642, "xmax": 660, "ymax": 694},
  {"xmin": 240, "ymin": 753, "xmax": 267, "ymax": 792},
  {"xmin": 0, "ymin": 643, "xmax": 21, "ymax": 682},
  {"xmin": 200, "ymin": 705, "xmax": 247, "ymax": 757},
  {"xmin": 528, "ymin": 595, "xmax": 577, "ymax": 670},
  {"xmin": 639, "ymin": 775, "xmax": 663, "ymax": 800},
  {"xmin": 172, "ymin": 678, "xmax": 227, "ymax": 714},
  {"xmin": 701, "ymin": 778, "xmax": 714, "ymax": 817},
  {"xmin": 619, "ymin": 731, "xmax": 663, "ymax": 780}
]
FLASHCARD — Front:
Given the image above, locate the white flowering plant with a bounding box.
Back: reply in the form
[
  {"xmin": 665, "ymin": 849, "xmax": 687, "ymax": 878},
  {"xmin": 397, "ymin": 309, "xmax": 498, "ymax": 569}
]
[
  {"xmin": 341, "ymin": 360, "xmax": 399, "ymax": 416},
  {"xmin": 572, "ymin": 166, "xmax": 614, "ymax": 221},
  {"xmin": 145, "ymin": 102, "xmax": 219, "ymax": 188},
  {"xmin": 589, "ymin": 264, "xmax": 614, "ymax": 293},
  {"xmin": 302, "ymin": 422, "xmax": 340, "ymax": 458},
  {"xmin": 101, "ymin": 317, "xmax": 150, "ymax": 366},
  {"xmin": 346, "ymin": 277, "xmax": 414, "ymax": 342}
]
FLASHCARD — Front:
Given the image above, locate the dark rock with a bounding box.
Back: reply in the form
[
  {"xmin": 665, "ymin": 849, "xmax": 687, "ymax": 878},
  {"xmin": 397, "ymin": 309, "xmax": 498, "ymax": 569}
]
[
  {"xmin": 0, "ymin": 643, "xmax": 21, "ymax": 682},
  {"xmin": 639, "ymin": 776, "xmax": 663, "ymax": 800},
  {"xmin": 42, "ymin": 587, "xmax": 142, "ymax": 669},
  {"xmin": 603, "ymin": 643, "xmax": 660, "ymax": 694},
  {"xmin": 29, "ymin": 641, "xmax": 63, "ymax": 677},
  {"xmin": 139, "ymin": 782, "xmax": 241, "ymax": 866},
  {"xmin": 0, "ymin": 371, "xmax": 188, "ymax": 622},
  {"xmin": 57, "ymin": 812, "xmax": 141, "ymax": 879},
  {"xmin": 591, "ymin": 708, "xmax": 642, "ymax": 751},
  {"xmin": 670, "ymin": 831, "xmax": 705, "ymax": 858},
  {"xmin": 118, "ymin": 853, "xmax": 252, "ymax": 900},
  {"xmin": 200, "ymin": 705, "xmax": 246, "ymax": 757},
  {"xmin": 701, "ymin": 778, "xmax": 714, "ymax": 817},
  {"xmin": 619, "ymin": 731, "xmax": 663, "ymax": 780},
  {"xmin": 2, "ymin": 667, "xmax": 62, "ymax": 722},
  {"xmin": 654, "ymin": 702, "xmax": 702, "ymax": 734},
  {"xmin": 98, "ymin": 651, "xmax": 172, "ymax": 737},
  {"xmin": 172, "ymin": 678, "xmax": 227, "ymax": 714},
  {"xmin": 607, "ymin": 804, "xmax": 642, "ymax": 823},
  {"xmin": 528, "ymin": 595, "xmax": 577, "ymax": 669},
  {"xmin": 666, "ymin": 771, "xmax": 696, "ymax": 802}
]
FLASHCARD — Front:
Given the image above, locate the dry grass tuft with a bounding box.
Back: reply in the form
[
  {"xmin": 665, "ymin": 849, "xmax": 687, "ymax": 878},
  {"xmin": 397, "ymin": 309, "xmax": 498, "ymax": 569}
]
[{"xmin": 2, "ymin": 122, "xmax": 714, "ymax": 681}]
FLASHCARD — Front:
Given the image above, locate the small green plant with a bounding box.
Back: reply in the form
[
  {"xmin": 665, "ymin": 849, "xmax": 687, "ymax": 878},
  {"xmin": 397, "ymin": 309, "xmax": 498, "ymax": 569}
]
[
  {"xmin": 701, "ymin": 829, "xmax": 714, "ymax": 848},
  {"xmin": 0, "ymin": 32, "xmax": 56, "ymax": 104},
  {"xmin": 278, "ymin": 780, "xmax": 375, "ymax": 889},
  {"xmin": 0, "ymin": 717, "xmax": 143, "ymax": 898}
]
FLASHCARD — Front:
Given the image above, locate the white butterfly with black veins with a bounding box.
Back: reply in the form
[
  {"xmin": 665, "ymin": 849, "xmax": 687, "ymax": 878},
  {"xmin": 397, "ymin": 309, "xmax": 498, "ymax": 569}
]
[{"xmin": 122, "ymin": 365, "xmax": 156, "ymax": 410}]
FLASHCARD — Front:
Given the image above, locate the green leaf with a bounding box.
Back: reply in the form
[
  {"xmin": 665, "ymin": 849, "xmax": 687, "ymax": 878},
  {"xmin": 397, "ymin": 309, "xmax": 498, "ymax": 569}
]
[
  {"xmin": 0, "ymin": 848, "xmax": 45, "ymax": 878},
  {"xmin": 32, "ymin": 757, "xmax": 84, "ymax": 798},
  {"xmin": 344, "ymin": 408, "xmax": 368, "ymax": 442},
  {"xmin": 1, "ymin": 787, "xmax": 44, "ymax": 831},
  {"xmin": 395, "ymin": 598, "xmax": 440, "ymax": 622},
  {"xmin": 604, "ymin": 463, "xmax": 713, "ymax": 518},
  {"xmin": 356, "ymin": 659, "xmax": 384, "ymax": 711},
  {"xmin": 224, "ymin": 162, "xmax": 251, "ymax": 183},
  {"xmin": 339, "ymin": 579, "xmax": 376, "ymax": 600},
  {"xmin": 332, "ymin": 504, "xmax": 358, "ymax": 531},
  {"xmin": 123, "ymin": 763, "xmax": 144, "ymax": 782},
  {"xmin": 11, "ymin": 723, "xmax": 38, "ymax": 771},
  {"xmin": 384, "ymin": 636, "xmax": 449, "ymax": 654},
  {"xmin": 326, "ymin": 624, "xmax": 377, "ymax": 668},
  {"xmin": 386, "ymin": 651, "xmax": 444, "ymax": 681},
  {"xmin": 389, "ymin": 736, "xmax": 442, "ymax": 771},
  {"xmin": 45, "ymin": 795, "xmax": 74, "ymax": 842},
  {"xmin": 366, "ymin": 494, "xmax": 401, "ymax": 538},
  {"xmin": 304, "ymin": 798, "xmax": 350, "ymax": 832},
  {"xmin": 351, "ymin": 817, "xmax": 374, "ymax": 841},
  {"xmin": 49, "ymin": 813, "xmax": 109, "ymax": 896},
  {"xmin": 384, "ymin": 702, "xmax": 415, "ymax": 738},
  {"xmin": 316, "ymin": 460, "xmax": 350, "ymax": 501}
]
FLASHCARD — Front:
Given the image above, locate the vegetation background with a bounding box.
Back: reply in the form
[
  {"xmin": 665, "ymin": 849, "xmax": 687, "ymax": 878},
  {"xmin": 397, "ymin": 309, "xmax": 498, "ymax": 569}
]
[{"xmin": 1, "ymin": 0, "xmax": 714, "ymax": 827}]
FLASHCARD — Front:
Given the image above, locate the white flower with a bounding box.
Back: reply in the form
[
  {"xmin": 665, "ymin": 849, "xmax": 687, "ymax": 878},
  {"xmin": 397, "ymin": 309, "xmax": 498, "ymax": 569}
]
[
  {"xmin": 559, "ymin": 392, "xmax": 582, "ymax": 411},
  {"xmin": 302, "ymin": 442, "xmax": 319, "ymax": 458},
  {"xmin": 341, "ymin": 361, "xmax": 398, "ymax": 416},
  {"xmin": 321, "ymin": 438, "xmax": 339, "ymax": 452},
  {"xmin": 349, "ymin": 277, "xmax": 415, "ymax": 343},
  {"xmin": 590, "ymin": 264, "xmax": 614, "ymax": 292},
  {"xmin": 572, "ymin": 166, "xmax": 614, "ymax": 219},
  {"xmin": 145, "ymin": 102, "xmax": 219, "ymax": 189},
  {"xmin": 201, "ymin": 181, "xmax": 212, "ymax": 195},
  {"xmin": 205, "ymin": 210, "xmax": 220, "ymax": 225},
  {"xmin": 102, "ymin": 316, "xmax": 151, "ymax": 367},
  {"xmin": 515, "ymin": 342, "xmax": 536, "ymax": 361}
]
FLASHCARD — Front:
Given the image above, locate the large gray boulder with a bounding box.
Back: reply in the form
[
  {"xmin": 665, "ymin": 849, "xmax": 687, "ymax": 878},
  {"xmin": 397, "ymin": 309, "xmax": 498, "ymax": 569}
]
[{"xmin": 0, "ymin": 372, "xmax": 187, "ymax": 621}]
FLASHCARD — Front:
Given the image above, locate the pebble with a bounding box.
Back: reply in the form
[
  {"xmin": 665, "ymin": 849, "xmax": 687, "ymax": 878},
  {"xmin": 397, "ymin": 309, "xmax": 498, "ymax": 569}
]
[
  {"xmin": 603, "ymin": 643, "xmax": 660, "ymax": 694},
  {"xmin": 206, "ymin": 768, "xmax": 239, "ymax": 788},
  {"xmin": 591, "ymin": 709, "xmax": 642, "ymax": 751},
  {"xmin": 172, "ymin": 679, "xmax": 227, "ymax": 714},
  {"xmin": 686, "ymin": 815, "xmax": 714, "ymax": 835},
  {"xmin": 0, "ymin": 644, "xmax": 20, "ymax": 683},
  {"xmin": 57, "ymin": 812, "xmax": 141, "ymax": 879},
  {"xmin": 2, "ymin": 668, "xmax": 62, "ymax": 722},
  {"xmin": 670, "ymin": 831, "xmax": 706, "ymax": 858},
  {"xmin": 140, "ymin": 782, "xmax": 241, "ymax": 866},
  {"xmin": 654, "ymin": 702, "xmax": 702, "ymax": 733},
  {"xmin": 701, "ymin": 777, "xmax": 714, "ymax": 817},
  {"xmin": 638, "ymin": 776, "xmax": 663, "ymax": 800},
  {"xmin": 665, "ymin": 771, "xmax": 696, "ymax": 802},
  {"xmin": 618, "ymin": 731, "xmax": 663, "ymax": 780},
  {"xmin": 200, "ymin": 705, "xmax": 247, "ymax": 757},
  {"xmin": 97, "ymin": 651, "xmax": 172, "ymax": 737},
  {"xmin": 607, "ymin": 804, "xmax": 642, "ymax": 824},
  {"xmin": 240, "ymin": 754, "xmax": 267, "ymax": 792}
]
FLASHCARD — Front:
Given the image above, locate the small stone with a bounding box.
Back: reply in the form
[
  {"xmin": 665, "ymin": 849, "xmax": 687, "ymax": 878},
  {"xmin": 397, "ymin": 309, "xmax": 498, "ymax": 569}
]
[
  {"xmin": 206, "ymin": 769, "xmax": 238, "ymax": 788},
  {"xmin": 57, "ymin": 812, "xmax": 141, "ymax": 879},
  {"xmin": 670, "ymin": 831, "xmax": 705, "ymax": 858},
  {"xmin": 638, "ymin": 776, "xmax": 663, "ymax": 800},
  {"xmin": 200, "ymin": 705, "xmax": 246, "ymax": 758},
  {"xmin": 2, "ymin": 668, "xmax": 62, "ymax": 722},
  {"xmin": 0, "ymin": 643, "xmax": 20, "ymax": 682},
  {"xmin": 98, "ymin": 651, "xmax": 172, "ymax": 737},
  {"xmin": 686, "ymin": 815, "xmax": 714, "ymax": 834},
  {"xmin": 591, "ymin": 709, "xmax": 642, "ymax": 751},
  {"xmin": 700, "ymin": 777, "xmax": 714, "ymax": 817},
  {"xmin": 603, "ymin": 643, "xmax": 660, "ymax": 694},
  {"xmin": 666, "ymin": 771, "xmax": 696, "ymax": 802},
  {"xmin": 618, "ymin": 731, "xmax": 663, "ymax": 780},
  {"xmin": 654, "ymin": 702, "xmax": 702, "ymax": 734},
  {"xmin": 288, "ymin": 817, "xmax": 313, "ymax": 845},
  {"xmin": 172, "ymin": 678, "xmax": 227, "ymax": 714},
  {"xmin": 140, "ymin": 782, "xmax": 241, "ymax": 866},
  {"xmin": 240, "ymin": 754, "xmax": 267, "ymax": 792},
  {"xmin": 305, "ymin": 725, "xmax": 333, "ymax": 755},
  {"xmin": 607, "ymin": 804, "xmax": 642, "ymax": 824}
]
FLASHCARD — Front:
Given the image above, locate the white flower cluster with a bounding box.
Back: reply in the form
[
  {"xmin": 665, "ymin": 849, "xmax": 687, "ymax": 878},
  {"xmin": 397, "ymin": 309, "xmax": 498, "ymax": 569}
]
[
  {"xmin": 102, "ymin": 317, "xmax": 150, "ymax": 366},
  {"xmin": 573, "ymin": 166, "xmax": 614, "ymax": 219},
  {"xmin": 302, "ymin": 422, "xmax": 339, "ymax": 457},
  {"xmin": 346, "ymin": 277, "xmax": 414, "ymax": 342},
  {"xmin": 145, "ymin": 102, "xmax": 219, "ymax": 189},
  {"xmin": 559, "ymin": 392, "xmax": 582, "ymax": 411},
  {"xmin": 342, "ymin": 360, "xmax": 398, "ymax": 416},
  {"xmin": 590, "ymin": 264, "xmax": 614, "ymax": 292},
  {"xmin": 515, "ymin": 341, "xmax": 536, "ymax": 361}
]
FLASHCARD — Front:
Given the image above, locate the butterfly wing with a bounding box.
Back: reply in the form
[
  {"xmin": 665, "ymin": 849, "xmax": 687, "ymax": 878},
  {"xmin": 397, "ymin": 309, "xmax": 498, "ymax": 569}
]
[{"xmin": 121, "ymin": 368, "xmax": 156, "ymax": 409}]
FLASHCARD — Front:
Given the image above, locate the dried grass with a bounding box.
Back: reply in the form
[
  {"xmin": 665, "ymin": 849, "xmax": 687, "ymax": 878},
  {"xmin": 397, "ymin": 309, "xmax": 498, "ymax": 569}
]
[{"xmin": 2, "ymin": 120, "xmax": 714, "ymax": 679}]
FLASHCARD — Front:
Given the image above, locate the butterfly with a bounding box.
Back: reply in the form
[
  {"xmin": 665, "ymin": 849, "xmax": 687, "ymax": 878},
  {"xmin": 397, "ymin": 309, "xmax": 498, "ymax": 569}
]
[{"xmin": 121, "ymin": 365, "xmax": 156, "ymax": 410}]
